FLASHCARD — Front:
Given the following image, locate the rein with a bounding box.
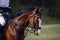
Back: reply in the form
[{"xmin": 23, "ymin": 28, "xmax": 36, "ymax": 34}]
[{"xmin": 13, "ymin": 22, "xmax": 34, "ymax": 33}]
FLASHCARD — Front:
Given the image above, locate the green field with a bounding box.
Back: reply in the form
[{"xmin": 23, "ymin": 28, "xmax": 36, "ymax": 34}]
[{"xmin": 25, "ymin": 24, "xmax": 60, "ymax": 40}]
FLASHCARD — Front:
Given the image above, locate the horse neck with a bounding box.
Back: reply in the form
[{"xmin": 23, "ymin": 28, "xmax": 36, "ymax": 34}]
[
  {"xmin": 6, "ymin": 12, "xmax": 35, "ymax": 40},
  {"xmin": 12, "ymin": 11, "xmax": 34, "ymax": 28},
  {"xmin": 8, "ymin": 21, "xmax": 25, "ymax": 40}
]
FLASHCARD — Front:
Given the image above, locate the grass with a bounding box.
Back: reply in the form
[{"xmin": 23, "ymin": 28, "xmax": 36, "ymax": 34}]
[
  {"xmin": 42, "ymin": 15, "xmax": 60, "ymax": 25},
  {"xmin": 25, "ymin": 24, "xmax": 60, "ymax": 40}
]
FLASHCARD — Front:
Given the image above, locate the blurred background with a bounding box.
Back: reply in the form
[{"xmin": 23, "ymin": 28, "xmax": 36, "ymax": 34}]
[
  {"xmin": 10, "ymin": 0, "xmax": 60, "ymax": 24},
  {"xmin": 10, "ymin": 0, "xmax": 60, "ymax": 40}
]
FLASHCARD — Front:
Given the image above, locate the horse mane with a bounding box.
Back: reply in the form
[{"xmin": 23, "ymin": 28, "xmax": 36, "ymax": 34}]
[{"xmin": 15, "ymin": 6, "xmax": 36, "ymax": 17}]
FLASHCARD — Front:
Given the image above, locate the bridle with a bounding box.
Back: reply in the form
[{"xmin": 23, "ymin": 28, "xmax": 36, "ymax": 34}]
[
  {"xmin": 13, "ymin": 22, "xmax": 34, "ymax": 33},
  {"xmin": 28, "ymin": 14, "xmax": 41, "ymax": 30}
]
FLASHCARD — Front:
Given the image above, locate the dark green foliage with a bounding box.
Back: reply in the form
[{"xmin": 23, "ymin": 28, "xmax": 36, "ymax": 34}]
[
  {"xmin": 19, "ymin": 0, "xmax": 42, "ymax": 6},
  {"xmin": 10, "ymin": 0, "xmax": 60, "ymax": 18}
]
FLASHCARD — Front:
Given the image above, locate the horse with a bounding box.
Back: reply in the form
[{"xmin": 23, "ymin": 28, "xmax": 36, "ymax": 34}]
[{"xmin": 4, "ymin": 6, "xmax": 43, "ymax": 40}]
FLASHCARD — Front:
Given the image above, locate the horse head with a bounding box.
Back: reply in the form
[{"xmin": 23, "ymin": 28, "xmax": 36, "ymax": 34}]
[{"xmin": 28, "ymin": 6, "xmax": 43, "ymax": 35}]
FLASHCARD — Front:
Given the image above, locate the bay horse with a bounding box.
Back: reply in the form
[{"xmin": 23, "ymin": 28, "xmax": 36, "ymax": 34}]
[{"xmin": 4, "ymin": 6, "xmax": 43, "ymax": 40}]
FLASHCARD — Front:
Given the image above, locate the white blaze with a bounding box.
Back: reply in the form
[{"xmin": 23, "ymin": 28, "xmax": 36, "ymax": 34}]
[
  {"xmin": 0, "ymin": 13, "xmax": 6, "ymax": 26},
  {"xmin": 37, "ymin": 29, "xmax": 41, "ymax": 34},
  {"xmin": 38, "ymin": 19, "xmax": 42, "ymax": 27},
  {"xmin": 38, "ymin": 19, "xmax": 42, "ymax": 34}
]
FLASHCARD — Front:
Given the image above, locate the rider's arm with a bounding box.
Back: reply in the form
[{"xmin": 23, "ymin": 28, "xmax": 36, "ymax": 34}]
[{"xmin": 0, "ymin": 0, "xmax": 10, "ymax": 7}]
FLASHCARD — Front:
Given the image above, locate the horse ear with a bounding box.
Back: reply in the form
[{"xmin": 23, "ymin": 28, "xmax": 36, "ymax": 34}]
[
  {"xmin": 29, "ymin": 9, "xmax": 37, "ymax": 17},
  {"xmin": 39, "ymin": 6, "xmax": 44, "ymax": 12}
]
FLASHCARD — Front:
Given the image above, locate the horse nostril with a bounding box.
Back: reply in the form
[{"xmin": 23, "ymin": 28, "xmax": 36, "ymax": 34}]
[{"xmin": 35, "ymin": 33, "xmax": 39, "ymax": 35}]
